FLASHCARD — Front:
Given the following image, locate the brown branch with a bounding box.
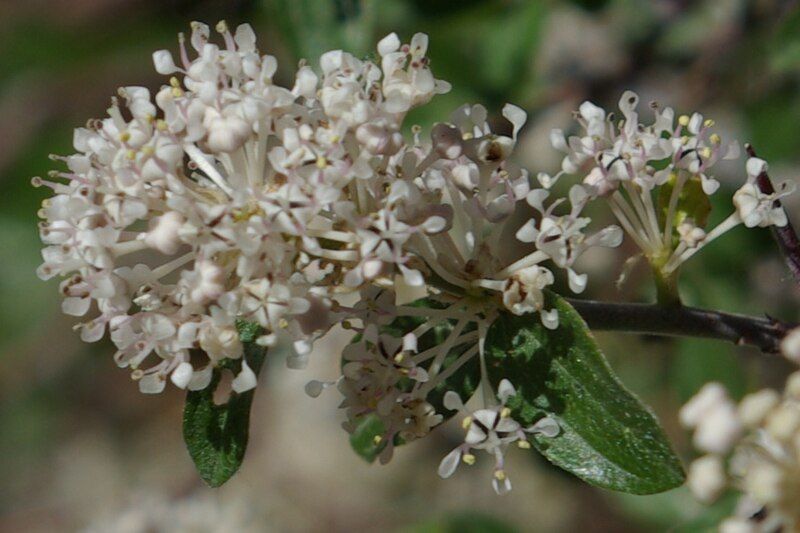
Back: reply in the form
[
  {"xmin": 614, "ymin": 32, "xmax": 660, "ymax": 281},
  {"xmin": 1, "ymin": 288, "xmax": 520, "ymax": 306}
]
[{"xmin": 566, "ymin": 298, "xmax": 795, "ymax": 353}]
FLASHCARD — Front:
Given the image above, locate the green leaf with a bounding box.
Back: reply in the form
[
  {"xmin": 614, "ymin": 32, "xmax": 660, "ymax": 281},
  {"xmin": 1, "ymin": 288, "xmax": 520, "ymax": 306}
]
[
  {"xmin": 349, "ymin": 413, "xmax": 388, "ymax": 462},
  {"xmin": 182, "ymin": 323, "xmax": 268, "ymax": 487},
  {"xmin": 268, "ymin": 0, "xmax": 376, "ymax": 63},
  {"xmin": 657, "ymin": 172, "xmax": 712, "ymax": 235},
  {"xmin": 484, "ymin": 292, "xmax": 685, "ymax": 494}
]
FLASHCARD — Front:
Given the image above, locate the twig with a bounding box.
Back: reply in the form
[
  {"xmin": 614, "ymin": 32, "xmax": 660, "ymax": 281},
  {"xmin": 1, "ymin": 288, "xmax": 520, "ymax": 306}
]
[
  {"xmin": 745, "ymin": 144, "xmax": 800, "ymax": 284},
  {"xmin": 566, "ymin": 298, "xmax": 795, "ymax": 353}
]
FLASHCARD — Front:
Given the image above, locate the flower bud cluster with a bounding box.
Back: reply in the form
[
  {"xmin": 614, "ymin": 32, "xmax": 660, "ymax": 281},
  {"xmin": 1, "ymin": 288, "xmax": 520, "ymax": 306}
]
[{"xmin": 682, "ymin": 376, "xmax": 800, "ymax": 531}]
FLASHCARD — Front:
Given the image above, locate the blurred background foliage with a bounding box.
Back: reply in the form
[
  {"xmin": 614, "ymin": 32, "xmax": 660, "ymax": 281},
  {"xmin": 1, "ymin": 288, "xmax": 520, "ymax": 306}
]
[{"xmin": 2, "ymin": 0, "xmax": 800, "ymax": 531}]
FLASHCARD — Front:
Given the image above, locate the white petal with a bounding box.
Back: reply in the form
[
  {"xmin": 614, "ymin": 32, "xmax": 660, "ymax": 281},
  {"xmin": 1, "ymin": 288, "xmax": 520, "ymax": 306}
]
[
  {"xmin": 541, "ymin": 309, "xmax": 559, "ymax": 330},
  {"xmin": 232, "ymin": 360, "xmax": 257, "ymax": 393},
  {"xmin": 443, "ymin": 391, "xmax": 464, "ymax": 411},
  {"xmin": 465, "ymin": 423, "xmax": 489, "ymax": 445},
  {"xmin": 63, "ymin": 296, "xmax": 91, "ymax": 316},
  {"xmin": 422, "ymin": 215, "xmax": 447, "ymax": 234},
  {"xmin": 170, "ymin": 362, "xmax": 194, "ymax": 389},
  {"xmin": 568, "ymin": 269, "xmax": 588, "ymax": 294},
  {"xmin": 502, "ymin": 103, "xmax": 527, "ymax": 139},
  {"xmin": 438, "ymin": 448, "xmax": 462, "ymax": 478},
  {"xmin": 399, "ymin": 265, "xmax": 424, "ymax": 287},
  {"xmin": 515, "ymin": 220, "xmax": 539, "ymax": 243},
  {"xmin": 746, "ymin": 157, "xmax": 768, "ymax": 179},
  {"xmin": 549, "ymin": 129, "xmax": 568, "ymax": 152},
  {"xmin": 402, "ymin": 333, "xmax": 418, "ymax": 353},
  {"xmin": 497, "ymin": 379, "xmax": 516, "ymax": 403},
  {"xmin": 528, "ymin": 416, "xmax": 560, "ymax": 437},
  {"xmin": 152, "ymin": 50, "xmax": 179, "ymax": 75},
  {"xmin": 139, "ymin": 373, "xmax": 166, "ymax": 394},
  {"xmin": 188, "ymin": 366, "xmax": 213, "ymax": 391},
  {"xmin": 377, "ymin": 33, "xmax": 401, "ymax": 56}
]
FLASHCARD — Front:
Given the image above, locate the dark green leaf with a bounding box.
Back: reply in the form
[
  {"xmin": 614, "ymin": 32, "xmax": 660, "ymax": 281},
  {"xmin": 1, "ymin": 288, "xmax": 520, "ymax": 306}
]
[
  {"xmin": 484, "ymin": 292, "xmax": 685, "ymax": 494},
  {"xmin": 182, "ymin": 323, "xmax": 268, "ymax": 487},
  {"xmin": 657, "ymin": 172, "xmax": 712, "ymax": 234},
  {"xmin": 349, "ymin": 413, "xmax": 388, "ymax": 463}
]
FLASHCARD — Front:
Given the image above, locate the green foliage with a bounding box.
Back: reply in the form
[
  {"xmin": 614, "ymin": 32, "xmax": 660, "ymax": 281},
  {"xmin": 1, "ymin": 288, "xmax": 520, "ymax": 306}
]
[
  {"xmin": 769, "ymin": 8, "xmax": 800, "ymax": 74},
  {"xmin": 657, "ymin": 173, "xmax": 712, "ymax": 235},
  {"xmin": 613, "ymin": 488, "xmax": 738, "ymax": 532},
  {"xmin": 349, "ymin": 413, "xmax": 388, "ymax": 462},
  {"xmin": 267, "ymin": 0, "xmax": 377, "ymax": 62},
  {"xmin": 407, "ymin": 511, "xmax": 518, "ymax": 533},
  {"xmin": 745, "ymin": 91, "xmax": 800, "ymax": 162},
  {"xmin": 484, "ymin": 292, "xmax": 685, "ymax": 494},
  {"xmin": 671, "ymin": 338, "xmax": 747, "ymax": 403},
  {"xmin": 419, "ymin": 1, "xmax": 548, "ymax": 104},
  {"xmin": 182, "ymin": 323, "xmax": 268, "ymax": 487}
]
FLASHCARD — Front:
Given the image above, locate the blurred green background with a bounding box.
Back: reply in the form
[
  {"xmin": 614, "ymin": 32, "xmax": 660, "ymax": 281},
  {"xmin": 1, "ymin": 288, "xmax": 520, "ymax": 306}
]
[{"xmin": 2, "ymin": 0, "xmax": 800, "ymax": 531}]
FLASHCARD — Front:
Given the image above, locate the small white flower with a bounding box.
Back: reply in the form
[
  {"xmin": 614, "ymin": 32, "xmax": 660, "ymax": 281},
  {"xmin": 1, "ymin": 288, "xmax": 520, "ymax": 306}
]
[{"xmin": 438, "ymin": 380, "xmax": 559, "ymax": 494}]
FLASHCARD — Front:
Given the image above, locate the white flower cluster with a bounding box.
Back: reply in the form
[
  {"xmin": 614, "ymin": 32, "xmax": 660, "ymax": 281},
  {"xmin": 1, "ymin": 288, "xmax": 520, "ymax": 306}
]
[
  {"xmin": 544, "ymin": 92, "xmax": 792, "ymax": 277},
  {"xmin": 681, "ymin": 377, "xmax": 800, "ymax": 532},
  {"xmin": 35, "ymin": 21, "xmax": 619, "ymax": 399}
]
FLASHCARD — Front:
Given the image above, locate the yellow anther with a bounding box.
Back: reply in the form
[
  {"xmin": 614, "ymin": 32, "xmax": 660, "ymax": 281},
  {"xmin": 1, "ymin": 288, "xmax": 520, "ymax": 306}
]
[
  {"xmin": 700, "ymin": 147, "xmax": 712, "ymax": 159},
  {"xmin": 372, "ymin": 435, "xmax": 383, "ymax": 445},
  {"xmin": 156, "ymin": 119, "xmax": 168, "ymax": 131},
  {"xmin": 278, "ymin": 318, "xmax": 289, "ymax": 329},
  {"xmin": 131, "ymin": 369, "xmax": 144, "ymax": 380},
  {"xmin": 494, "ymin": 469, "xmax": 507, "ymax": 481},
  {"xmin": 517, "ymin": 440, "xmax": 531, "ymax": 449},
  {"xmin": 141, "ymin": 146, "xmax": 155, "ymax": 157},
  {"xmin": 119, "ymin": 131, "xmax": 131, "ymax": 143},
  {"xmin": 394, "ymin": 353, "xmax": 404, "ymax": 363},
  {"xmin": 678, "ymin": 115, "xmax": 690, "ymax": 127},
  {"xmin": 462, "ymin": 454, "xmax": 476, "ymax": 465},
  {"xmin": 704, "ymin": 118, "xmax": 715, "ymax": 128},
  {"xmin": 461, "ymin": 416, "xmax": 473, "ymax": 430},
  {"xmin": 171, "ymin": 87, "xmax": 183, "ymax": 98},
  {"xmin": 126, "ymin": 149, "xmax": 136, "ymax": 160},
  {"xmin": 710, "ymin": 133, "xmax": 721, "ymax": 144},
  {"xmin": 330, "ymin": 134, "xmax": 341, "ymax": 143},
  {"xmin": 215, "ymin": 20, "xmax": 228, "ymax": 33},
  {"xmin": 170, "ymin": 77, "xmax": 181, "ymax": 88},
  {"xmin": 462, "ymin": 132, "xmax": 474, "ymax": 140},
  {"xmin": 341, "ymin": 320, "xmax": 352, "ymax": 330},
  {"xmin": 500, "ymin": 407, "xmax": 512, "ymax": 419},
  {"xmin": 316, "ymin": 156, "xmax": 328, "ymax": 169},
  {"xmin": 680, "ymin": 135, "xmax": 689, "ymax": 145}
]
